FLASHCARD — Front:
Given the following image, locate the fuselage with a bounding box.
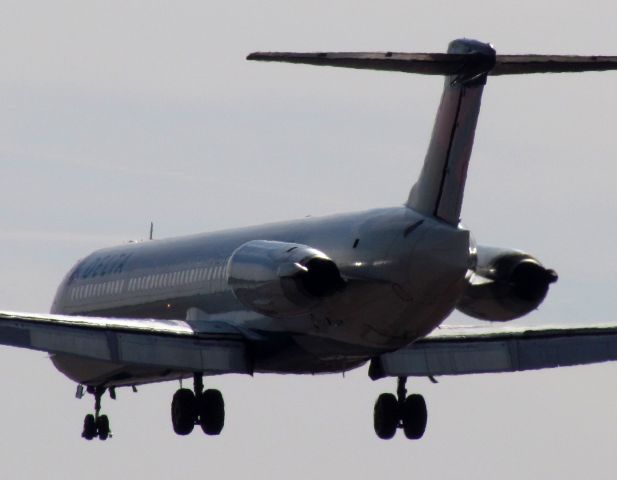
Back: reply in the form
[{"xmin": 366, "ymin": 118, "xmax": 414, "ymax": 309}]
[{"xmin": 51, "ymin": 206, "xmax": 471, "ymax": 378}]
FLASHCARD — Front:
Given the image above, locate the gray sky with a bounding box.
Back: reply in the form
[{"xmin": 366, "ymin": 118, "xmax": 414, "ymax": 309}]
[{"xmin": 1, "ymin": 1, "xmax": 616, "ymax": 478}]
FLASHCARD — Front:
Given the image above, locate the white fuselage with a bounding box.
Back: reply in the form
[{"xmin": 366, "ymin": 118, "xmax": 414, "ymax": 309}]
[{"xmin": 50, "ymin": 206, "xmax": 471, "ymax": 380}]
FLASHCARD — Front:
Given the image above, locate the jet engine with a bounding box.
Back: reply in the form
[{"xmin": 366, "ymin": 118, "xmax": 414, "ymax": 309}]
[
  {"xmin": 456, "ymin": 246, "xmax": 558, "ymax": 321},
  {"xmin": 227, "ymin": 240, "xmax": 345, "ymax": 317}
]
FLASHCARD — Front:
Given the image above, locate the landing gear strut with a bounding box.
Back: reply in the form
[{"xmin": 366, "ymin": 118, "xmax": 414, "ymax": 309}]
[
  {"xmin": 81, "ymin": 386, "xmax": 112, "ymax": 441},
  {"xmin": 171, "ymin": 373, "xmax": 225, "ymax": 436},
  {"xmin": 373, "ymin": 377, "xmax": 427, "ymax": 440}
]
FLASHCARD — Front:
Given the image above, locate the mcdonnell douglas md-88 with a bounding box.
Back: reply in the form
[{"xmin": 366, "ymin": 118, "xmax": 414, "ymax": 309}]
[{"xmin": 2, "ymin": 38, "xmax": 617, "ymax": 441}]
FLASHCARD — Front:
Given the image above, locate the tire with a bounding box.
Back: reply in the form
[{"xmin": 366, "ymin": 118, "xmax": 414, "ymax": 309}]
[
  {"xmin": 82, "ymin": 414, "xmax": 96, "ymax": 440},
  {"xmin": 171, "ymin": 388, "xmax": 197, "ymax": 435},
  {"xmin": 401, "ymin": 394, "xmax": 427, "ymax": 440},
  {"xmin": 373, "ymin": 393, "xmax": 398, "ymax": 440},
  {"xmin": 97, "ymin": 415, "xmax": 110, "ymax": 441},
  {"xmin": 198, "ymin": 389, "xmax": 225, "ymax": 435}
]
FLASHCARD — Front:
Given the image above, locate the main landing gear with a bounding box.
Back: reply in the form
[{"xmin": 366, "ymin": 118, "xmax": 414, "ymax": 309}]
[
  {"xmin": 81, "ymin": 386, "xmax": 112, "ymax": 441},
  {"xmin": 373, "ymin": 376, "xmax": 427, "ymax": 440},
  {"xmin": 171, "ymin": 373, "xmax": 225, "ymax": 436}
]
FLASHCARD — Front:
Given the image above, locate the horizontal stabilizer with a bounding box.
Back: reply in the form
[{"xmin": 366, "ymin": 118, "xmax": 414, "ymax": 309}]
[
  {"xmin": 248, "ymin": 51, "xmax": 617, "ymax": 76},
  {"xmin": 492, "ymin": 54, "xmax": 617, "ymax": 75}
]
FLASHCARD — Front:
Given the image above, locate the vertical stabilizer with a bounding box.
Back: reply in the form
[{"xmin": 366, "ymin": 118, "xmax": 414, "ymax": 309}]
[
  {"xmin": 406, "ymin": 40, "xmax": 496, "ymax": 224},
  {"xmin": 248, "ymin": 39, "xmax": 617, "ymax": 223}
]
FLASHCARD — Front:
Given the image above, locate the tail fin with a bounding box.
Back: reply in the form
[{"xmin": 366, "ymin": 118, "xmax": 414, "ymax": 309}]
[
  {"xmin": 407, "ymin": 39, "xmax": 494, "ymax": 224},
  {"xmin": 248, "ymin": 40, "xmax": 617, "ymax": 224}
]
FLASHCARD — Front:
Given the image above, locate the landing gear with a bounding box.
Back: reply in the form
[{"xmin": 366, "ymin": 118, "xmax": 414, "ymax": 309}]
[
  {"xmin": 171, "ymin": 388, "xmax": 197, "ymax": 435},
  {"xmin": 401, "ymin": 393, "xmax": 427, "ymax": 439},
  {"xmin": 81, "ymin": 386, "xmax": 112, "ymax": 441},
  {"xmin": 198, "ymin": 389, "xmax": 225, "ymax": 435},
  {"xmin": 373, "ymin": 377, "xmax": 427, "ymax": 440},
  {"xmin": 170, "ymin": 374, "xmax": 225, "ymax": 436},
  {"xmin": 82, "ymin": 414, "xmax": 96, "ymax": 440},
  {"xmin": 374, "ymin": 393, "xmax": 398, "ymax": 439}
]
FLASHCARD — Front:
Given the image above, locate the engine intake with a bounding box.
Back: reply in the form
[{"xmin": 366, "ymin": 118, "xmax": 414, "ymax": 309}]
[
  {"xmin": 228, "ymin": 240, "xmax": 345, "ymax": 317},
  {"xmin": 456, "ymin": 246, "xmax": 558, "ymax": 321}
]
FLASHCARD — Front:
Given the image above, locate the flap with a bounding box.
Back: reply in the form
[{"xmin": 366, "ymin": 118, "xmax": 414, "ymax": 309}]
[
  {"xmin": 0, "ymin": 311, "xmax": 251, "ymax": 375},
  {"xmin": 370, "ymin": 323, "xmax": 617, "ymax": 378}
]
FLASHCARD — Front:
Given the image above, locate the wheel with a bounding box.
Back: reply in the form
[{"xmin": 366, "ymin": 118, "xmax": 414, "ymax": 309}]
[
  {"xmin": 171, "ymin": 388, "xmax": 197, "ymax": 435},
  {"xmin": 373, "ymin": 393, "xmax": 398, "ymax": 440},
  {"xmin": 198, "ymin": 389, "xmax": 225, "ymax": 435},
  {"xmin": 401, "ymin": 394, "xmax": 427, "ymax": 440},
  {"xmin": 97, "ymin": 414, "xmax": 110, "ymax": 441},
  {"xmin": 82, "ymin": 414, "xmax": 96, "ymax": 440}
]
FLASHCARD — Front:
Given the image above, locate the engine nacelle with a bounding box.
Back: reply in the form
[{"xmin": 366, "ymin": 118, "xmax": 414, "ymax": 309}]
[
  {"xmin": 456, "ymin": 246, "xmax": 558, "ymax": 321},
  {"xmin": 227, "ymin": 240, "xmax": 345, "ymax": 317}
]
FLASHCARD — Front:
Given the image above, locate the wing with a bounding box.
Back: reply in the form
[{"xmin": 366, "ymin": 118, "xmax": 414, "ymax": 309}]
[
  {"xmin": 369, "ymin": 323, "xmax": 617, "ymax": 379},
  {"xmin": 0, "ymin": 311, "xmax": 251, "ymax": 376}
]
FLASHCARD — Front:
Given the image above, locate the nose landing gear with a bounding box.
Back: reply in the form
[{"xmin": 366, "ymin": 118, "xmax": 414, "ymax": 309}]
[
  {"xmin": 170, "ymin": 373, "xmax": 225, "ymax": 436},
  {"xmin": 373, "ymin": 377, "xmax": 427, "ymax": 440},
  {"xmin": 81, "ymin": 386, "xmax": 112, "ymax": 441}
]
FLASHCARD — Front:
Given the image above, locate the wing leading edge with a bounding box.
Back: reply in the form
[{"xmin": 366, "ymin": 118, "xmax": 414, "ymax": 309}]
[
  {"xmin": 369, "ymin": 323, "xmax": 617, "ymax": 379},
  {"xmin": 0, "ymin": 311, "xmax": 251, "ymax": 376}
]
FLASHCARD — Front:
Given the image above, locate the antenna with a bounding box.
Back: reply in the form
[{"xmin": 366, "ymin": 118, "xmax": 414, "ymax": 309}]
[{"xmin": 149, "ymin": 222, "xmax": 154, "ymax": 241}]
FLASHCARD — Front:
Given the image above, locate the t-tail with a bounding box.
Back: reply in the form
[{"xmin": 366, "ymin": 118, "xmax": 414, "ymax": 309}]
[
  {"xmin": 406, "ymin": 39, "xmax": 494, "ymax": 224},
  {"xmin": 248, "ymin": 39, "xmax": 617, "ymax": 224}
]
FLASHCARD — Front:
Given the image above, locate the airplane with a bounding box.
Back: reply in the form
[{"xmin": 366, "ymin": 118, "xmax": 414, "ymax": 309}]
[{"xmin": 2, "ymin": 38, "xmax": 617, "ymax": 442}]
